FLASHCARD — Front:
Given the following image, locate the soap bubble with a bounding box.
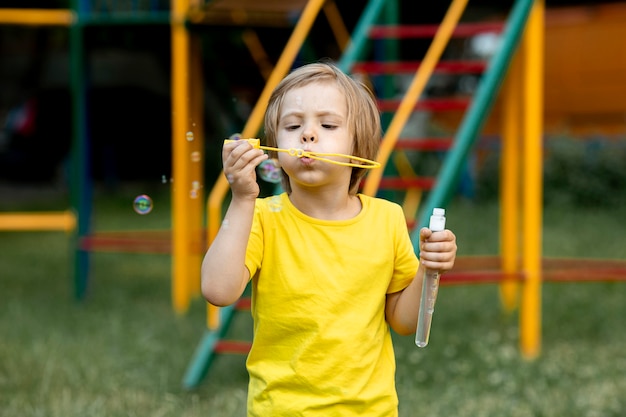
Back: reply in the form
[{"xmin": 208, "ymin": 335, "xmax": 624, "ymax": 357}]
[
  {"xmin": 191, "ymin": 151, "xmax": 201, "ymax": 162},
  {"xmin": 257, "ymin": 159, "xmax": 282, "ymax": 184},
  {"xmin": 228, "ymin": 133, "xmax": 241, "ymax": 141},
  {"xmin": 133, "ymin": 194, "xmax": 153, "ymax": 215},
  {"xmin": 186, "ymin": 131, "xmax": 194, "ymax": 141}
]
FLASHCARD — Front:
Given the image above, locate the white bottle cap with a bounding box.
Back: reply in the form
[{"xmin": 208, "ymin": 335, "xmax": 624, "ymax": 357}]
[
  {"xmin": 429, "ymin": 208, "xmax": 446, "ymax": 231},
  {"xmin": 432, "ymin": 208, "xmax": 445, "ymax": 216}
]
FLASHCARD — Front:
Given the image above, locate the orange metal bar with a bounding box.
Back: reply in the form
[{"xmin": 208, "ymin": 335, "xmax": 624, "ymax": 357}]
[
  {"xmin": 499, "ymin": 49, "xmax": 523, "ymax": 312},
  {"xmin": 361, "ymin": 0, "xmax": 469, "ymax": 196},
  {"xmin": 206, "ymin": 0, "xmax": 327, "ymax": 329},
  {"xmin": 241, "ymin": 0, "xmax": 350, "ymax": 82},
  {"xmin": 0, "ymin": 211, "xmax": 76, "ymax": 232},
  {"xmin": 188, "ymin": 34, "xmax": 205, "ymax": 298},
  {"xmin": 0, "ymin": 9, "xmax": 75, "ymax": 26},
  {"xmin": 322, "ymin": 0, "xmax": 351, "ymax": 51},
  {"xmin": 520, "ymin": 0, "xmax": 544, "ymax": 360},
  {"xmin": 171, "ymin": 0, "xmax": 192, "ymax": 314},
  {"xmin": 242, "ymin": 29, "xmax": 273, "ymax": 81}
]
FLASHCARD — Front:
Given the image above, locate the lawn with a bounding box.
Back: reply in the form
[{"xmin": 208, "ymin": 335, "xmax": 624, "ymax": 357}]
[{"xmin": 1, "ymin": 187, "xmax": 625, "ymax": 416}]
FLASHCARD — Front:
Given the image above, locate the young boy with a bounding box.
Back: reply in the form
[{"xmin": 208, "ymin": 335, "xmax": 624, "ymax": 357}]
[{"xmin": 202, "ymin": 62, "xmax": 457, "ymax": 416}]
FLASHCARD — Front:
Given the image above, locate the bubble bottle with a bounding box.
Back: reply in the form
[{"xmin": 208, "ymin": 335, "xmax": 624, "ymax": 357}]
[{"xmin": 415, "ymin": 208, "xmax": 446, "ymax": 347}]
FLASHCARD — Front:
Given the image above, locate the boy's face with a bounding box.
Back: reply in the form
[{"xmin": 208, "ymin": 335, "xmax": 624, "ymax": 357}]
[{"xmin": 276, "ymin": 81, "xmax": 354, "ymax": 191}]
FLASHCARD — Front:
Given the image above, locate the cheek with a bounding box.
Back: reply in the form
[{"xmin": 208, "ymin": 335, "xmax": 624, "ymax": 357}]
[
  {"xmin": 277, "ymin": 153, "xmax": 290, "ymax": 169},
  {"xmin": 275, "ymin": 132, "xmax": 292, "ymax": 148}
]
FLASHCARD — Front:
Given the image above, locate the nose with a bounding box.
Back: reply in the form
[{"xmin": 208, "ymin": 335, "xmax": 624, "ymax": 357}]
[{"xmin": 301, "ymin": 125, "xmax": 317, "ymax": 144}]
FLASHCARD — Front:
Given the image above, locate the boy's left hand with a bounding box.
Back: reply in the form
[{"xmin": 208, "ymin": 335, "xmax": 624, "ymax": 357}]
[{"xmin": 419, "ymin": 227, "xmax": 457, "ymax": 273}]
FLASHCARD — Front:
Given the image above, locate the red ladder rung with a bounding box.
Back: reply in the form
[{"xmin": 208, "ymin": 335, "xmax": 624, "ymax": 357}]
[
  {"xmin": 396, "ymin": 138, "xmax": 453, "ymax": 151},
  {"xmin": 377, "ymin": 97, "xmax": 470, "ymax": 112},
  {"xmin": 79, "ymin": 235, "xmax": 172, "ymax": 254},
  {"xmin": 440, "ymin": 270, "xmax": 524, "ymax": 285},
  {"xmin": 236, "ymin": 297, "xmax": 251, "ymax": 310},
  {"xmin": 352, "ymin": 60, "xmax": 487, "ymax": 75},
  {"xmin": 214, "ymin": 340, "xmax": 251, "ymax": 354},
  {"xmin": 369, "ymin": 22, "xmax": 505, "ymax": 39},
  {"xmin": 378, "ymin": 177, "xmax": 435, "ymax": 190}
]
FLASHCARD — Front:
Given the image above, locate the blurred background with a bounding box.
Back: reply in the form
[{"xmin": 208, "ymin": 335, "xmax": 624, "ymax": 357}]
[{"xmin": 1, "ymin": 0, "xmax": 625, "ymax": 191}]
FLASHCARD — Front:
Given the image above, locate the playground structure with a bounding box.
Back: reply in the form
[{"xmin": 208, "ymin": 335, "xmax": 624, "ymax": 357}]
[
  {"xmin": 0, "ymin": 0, "xmax": 350, "ymax": 307},
  {"xmin": 2, "ymin": 0, "xmax": 626, "ymax": 390},
  {"xmin": 182, "ymin": 0, "xmax": 546, "ymax": 389}
]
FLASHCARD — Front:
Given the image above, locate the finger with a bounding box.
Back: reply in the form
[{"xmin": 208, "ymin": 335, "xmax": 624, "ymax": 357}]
[
  {"xmin": 223, "ymin": 145, "xmax": 268, "ymax": 192},
  {"xmin": 225, "ymin": 145, "xmax": 266, "ymax": 172},
  {"xmin": 425, "ymin": 229, "xmax": 455, "ymax": 242},
  {"xmin": 419, "ymin": 227, "xmax": 432, "ymax": 243},
  {"xmin": 420, "ymin": 252, "xmax": 456, "ymax": 271},
  {"xmin": 222, "ymin": 138, "xmax": 247, "ymax": 160},
  {"xmin": 420, "ymin": 238, "xmax": 455, "ymax": 255}
]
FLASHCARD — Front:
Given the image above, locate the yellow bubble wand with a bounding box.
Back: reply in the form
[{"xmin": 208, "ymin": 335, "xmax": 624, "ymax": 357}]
[{"xmin": 224, "ymin": 138, "xmax": 380, "ymax": 169}]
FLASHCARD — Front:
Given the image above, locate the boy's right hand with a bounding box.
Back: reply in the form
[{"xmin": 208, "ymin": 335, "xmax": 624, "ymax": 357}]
[{"xmin": 222, "ymin": 139, "xmax": 268, "ymax": 200}]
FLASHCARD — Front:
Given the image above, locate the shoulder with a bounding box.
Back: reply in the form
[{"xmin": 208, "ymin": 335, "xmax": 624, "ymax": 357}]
[
  {"xmin": 255, "ymin": 193, "xmax": 287, "ymax": 211},
  {"xmin": 359, "ymin": 194, "xmax": 404, "ymax": 215},
  {"xmin": 358, "ymin": 194, "xmax": 408, "ymax": 228}
]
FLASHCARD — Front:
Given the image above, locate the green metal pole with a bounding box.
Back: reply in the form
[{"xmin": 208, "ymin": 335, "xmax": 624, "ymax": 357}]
[
  {"xmin": 380, "ymin": 0, "xmax": 398, "ymax": 129},
  {"xmin": 70, "ymin": 0, "xmax": 92, "ymax": 299},
  {"xmin": 337, "ymin": 0, "xmax": 386, "ymax": 73},
  {"xmin": 413, "ymin": 0, "xmax": 535, "ymax": 246},
  {"xmin": 182, "ymin": 304, "xmax": 237, "ymax": 389}
]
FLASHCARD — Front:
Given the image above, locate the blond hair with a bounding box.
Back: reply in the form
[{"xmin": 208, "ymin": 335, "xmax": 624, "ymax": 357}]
[{"xmin": 264, "ymin": 62, "xmax": 381, "ymax": 194}]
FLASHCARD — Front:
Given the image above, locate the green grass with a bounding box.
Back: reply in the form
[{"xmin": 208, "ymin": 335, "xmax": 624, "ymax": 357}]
[{"xmin": 1, "ymin": 190, "xmax": 625, "ymax": 416}]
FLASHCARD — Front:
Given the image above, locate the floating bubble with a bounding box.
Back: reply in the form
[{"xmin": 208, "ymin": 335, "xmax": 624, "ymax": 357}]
[
  {"xmin": 191, "ymin": 151, "xmax": 201, "ymax": 162},
  {"xmin": 228, "ymin": 133, "xmax": 241, "ymax": 141},
  {"xmin": 186, "ymin": 131, "xmax": 194, "ymax": 141},
  {"xmin": 189, "ymin": 189, "xmax": 198, "ymax": 199},
  {"xmin": 161, "ymin": 175, "xmax": 167, "ymax": 184},
  {"xmin": 257, "ymin": 159, "xmax": 282, "ymax": 184},
  {"xmin": 133, "ymin": 194, "xmax": 153, "ymax": 215}
]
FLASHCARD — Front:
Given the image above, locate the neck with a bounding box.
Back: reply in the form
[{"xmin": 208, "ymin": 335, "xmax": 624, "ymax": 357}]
[{"xmin": 288, "ymin": 185, "xmax": 361, "ymax": 221}]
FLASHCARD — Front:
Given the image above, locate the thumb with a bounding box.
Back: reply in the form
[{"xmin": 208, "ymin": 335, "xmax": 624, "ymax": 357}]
[{"xmin": 419, "ymin": 227, "xmax": 433, "ymax": 243}]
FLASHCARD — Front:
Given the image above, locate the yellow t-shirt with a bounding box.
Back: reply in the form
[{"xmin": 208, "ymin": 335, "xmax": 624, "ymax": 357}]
[{"xmin": 244, "ymin": 193, "xmax": 419, "ymax": 416}]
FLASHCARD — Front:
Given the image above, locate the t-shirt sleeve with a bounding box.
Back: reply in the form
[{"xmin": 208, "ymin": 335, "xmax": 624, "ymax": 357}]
[{"xmin": 386, "ymin": 204, "xmax": 420, "ymax": 294}]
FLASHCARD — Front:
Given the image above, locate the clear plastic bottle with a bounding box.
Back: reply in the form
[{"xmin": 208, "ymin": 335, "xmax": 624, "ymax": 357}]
[{"xmin": 415, "ymin": 208, "xmax": 446, "ymax": 347}]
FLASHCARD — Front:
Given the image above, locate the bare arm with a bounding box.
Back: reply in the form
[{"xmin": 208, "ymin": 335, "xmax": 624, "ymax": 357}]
[
  {"xmin": 385, "ymin": 228, "xmax": 457, "ymax": 335},
  {"xmin": 201, "ymin": 141, "xmax": 268, "ymax": 306}
]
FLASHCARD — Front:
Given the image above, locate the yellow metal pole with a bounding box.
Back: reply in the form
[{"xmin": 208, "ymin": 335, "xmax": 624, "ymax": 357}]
[
  {"xmin": 206, "ymin": 0, "xmax": 327, "ymax": 329},
  {"xmin": 499, "ymin": 50, "xmax": 523, "ymax": 312},
  {"xmin": 0, "ymin": 211, "xmax": 76, "ymax": 232},
  {"xmin": 520, "ymin": 0, "xmax": 544, "ymax": 359},
  {"xmin": 0, "ymin": 9, "xmax": 75, "ymax": 25},
  {"xmin": 171, "ymin": 0, "xmax": 192, "ymax": 314},
  {"xmin": 362, "ymin": 0, "xmax": 469, "ymax": 196},
  {"xmin": 188, "ymin": 33, "xmax": 205, "ymax": 298}
]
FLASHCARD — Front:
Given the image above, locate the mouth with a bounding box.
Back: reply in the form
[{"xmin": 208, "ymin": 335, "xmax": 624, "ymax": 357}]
[{"xmin": 299, "ymin": 156, "xmax": 314, "ymax": 166}]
